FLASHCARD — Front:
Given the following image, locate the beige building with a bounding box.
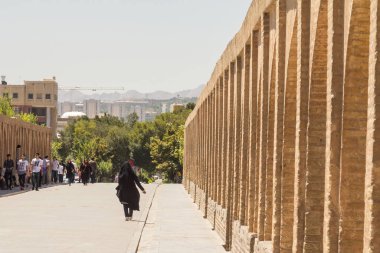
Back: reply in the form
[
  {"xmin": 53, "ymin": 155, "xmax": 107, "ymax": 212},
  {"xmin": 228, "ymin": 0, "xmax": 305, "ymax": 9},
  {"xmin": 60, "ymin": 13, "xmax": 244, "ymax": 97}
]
[
  {"xmin": 83, "ymin": 99, "xmax": 100, "ymax": 119},
  {"xmin": 0, "ymin": 77, "xmax": 58, "ymax": 137}
]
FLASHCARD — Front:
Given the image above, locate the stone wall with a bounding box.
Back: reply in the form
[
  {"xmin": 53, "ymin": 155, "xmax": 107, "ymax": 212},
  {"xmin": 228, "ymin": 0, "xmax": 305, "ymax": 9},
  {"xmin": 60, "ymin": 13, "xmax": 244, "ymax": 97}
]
[
  {"xmin": 0, "ymin": 115, "xmax": 52, "ymax": 174},
  {"xmin": 183, "ymin": 0, "xmax": 380, "ymax": 252}
]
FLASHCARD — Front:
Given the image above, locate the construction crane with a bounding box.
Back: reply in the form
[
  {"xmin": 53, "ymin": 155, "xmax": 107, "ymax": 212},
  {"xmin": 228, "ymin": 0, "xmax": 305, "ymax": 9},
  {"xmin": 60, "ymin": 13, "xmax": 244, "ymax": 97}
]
[{"xmin": 59, "ymin": 86, "xmax": 125, "ymax": 91}]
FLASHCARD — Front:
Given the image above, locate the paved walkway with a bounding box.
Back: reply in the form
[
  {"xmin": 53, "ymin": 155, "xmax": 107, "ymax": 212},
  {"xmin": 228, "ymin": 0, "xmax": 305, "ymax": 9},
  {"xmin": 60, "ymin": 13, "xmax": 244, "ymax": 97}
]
[
  {"xmin": 0, "ymin": 183, "xmax": 226, "ymax": 253},
  {"xmin": 138, "ymin": 184, "xmax": 226, "ymax": 253},
  {"xmin": 0, "ymin": 183, "xmax": 157, "ymax": 253}
]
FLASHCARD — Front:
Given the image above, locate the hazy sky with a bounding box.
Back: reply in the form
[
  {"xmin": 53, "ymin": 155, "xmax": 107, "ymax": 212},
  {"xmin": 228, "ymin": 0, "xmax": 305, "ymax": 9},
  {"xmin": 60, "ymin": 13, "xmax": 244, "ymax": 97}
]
[{"xmin": 0, "ymin": 0, "xmax": 252, "ymax": 93}]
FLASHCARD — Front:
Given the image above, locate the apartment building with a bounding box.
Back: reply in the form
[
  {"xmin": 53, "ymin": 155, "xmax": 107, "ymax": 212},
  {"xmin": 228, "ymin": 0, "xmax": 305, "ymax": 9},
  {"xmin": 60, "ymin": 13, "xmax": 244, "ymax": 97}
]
[{"xmin": 0, "ymin": 77, "xmax": 58, "ymax": 136}]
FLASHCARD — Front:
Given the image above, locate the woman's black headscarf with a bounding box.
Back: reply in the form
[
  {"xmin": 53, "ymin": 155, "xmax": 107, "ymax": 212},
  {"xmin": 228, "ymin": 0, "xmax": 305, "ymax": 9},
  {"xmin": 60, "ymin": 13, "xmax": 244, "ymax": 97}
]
[{"xmin": 119, "ymin": 161, "xmax": 134, "ymax": 178}]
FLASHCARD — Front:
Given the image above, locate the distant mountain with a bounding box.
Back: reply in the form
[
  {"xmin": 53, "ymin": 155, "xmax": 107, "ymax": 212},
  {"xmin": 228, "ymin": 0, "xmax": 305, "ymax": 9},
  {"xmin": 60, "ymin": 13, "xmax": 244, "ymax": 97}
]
[{"xmin": 58, "ymin": 84, "xmax": 205, "ymax": 103}]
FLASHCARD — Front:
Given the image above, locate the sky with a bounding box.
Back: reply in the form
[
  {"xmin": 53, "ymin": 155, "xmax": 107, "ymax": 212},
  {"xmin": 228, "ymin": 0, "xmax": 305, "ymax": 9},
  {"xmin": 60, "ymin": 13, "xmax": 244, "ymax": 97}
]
[{"xmin": 0, "ymin": 0, "xmax": 252, "ymax": 93}]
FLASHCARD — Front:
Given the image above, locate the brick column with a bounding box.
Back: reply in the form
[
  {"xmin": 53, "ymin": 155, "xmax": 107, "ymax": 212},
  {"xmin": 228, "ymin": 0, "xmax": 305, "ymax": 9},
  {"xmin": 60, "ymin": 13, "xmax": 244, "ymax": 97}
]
[
  {"xmin": 233, "ymin": 56, "xmax": 243, "ymax": 221},
  {"xmin": 225, "ymin": 62, "xmax": 235, "ymax": 250},
  {"xmin": 323, "ymin": 0, "xmax": 344, "ymax": 251},
  {"xmin": 239, "ymin": 43, "xmax": 251, "ymax": 225},
  {"xmin": 364, "ymin": 1, "xmax": 380, "ymax": 251},
  {"xmin": 222, "ymin": 69, "xmax": 229, "ymax": 209},
  {"xmin": 281, "ymin": 1, "xmax": 297, "ymax": 252},
  {"xmin": 303, "ymin": 1, "xmax": 328, "ymax": 252},
  {"xmin": 216, "ymin": 77, "xmax": 223, "ymax": 205},
  {"xmin": 248, "ymin": 30, "xmax": 259, "ymax": 234},
  {"xmin": 338, "ymin": 1, "xmax": 370, "ymax": 252},
  {"xmin": 257, "ymin": 13, "xmax": 270, "ymax": 241},
  {"xmin": 272, "ymin": 1, "xmax": 286, "ymax": 252}
]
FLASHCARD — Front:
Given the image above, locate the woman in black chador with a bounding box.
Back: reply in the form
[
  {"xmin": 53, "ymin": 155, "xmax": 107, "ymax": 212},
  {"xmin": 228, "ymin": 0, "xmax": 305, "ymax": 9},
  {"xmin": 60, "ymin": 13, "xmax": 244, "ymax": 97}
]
[{"xmin": 116, "ymin": 161, "xmax": 146, "ymax": 221}]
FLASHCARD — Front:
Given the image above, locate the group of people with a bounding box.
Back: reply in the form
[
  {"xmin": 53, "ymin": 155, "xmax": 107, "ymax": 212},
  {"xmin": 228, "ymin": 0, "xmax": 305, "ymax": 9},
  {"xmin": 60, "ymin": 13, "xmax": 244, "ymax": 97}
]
[{"xmin": 0, "ymin": 153, "xmax": 97, "ymax": 191}]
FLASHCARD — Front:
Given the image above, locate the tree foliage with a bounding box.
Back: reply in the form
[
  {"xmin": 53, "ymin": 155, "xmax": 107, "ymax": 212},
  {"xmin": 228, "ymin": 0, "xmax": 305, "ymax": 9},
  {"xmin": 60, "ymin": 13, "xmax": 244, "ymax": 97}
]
[
  {"xmin": 0, "ymin": 97, "xmax": 37, "ymax": 124},
  {"xmin": 54, "ymin": 108, "xmax": 192, "ymax": 183}
]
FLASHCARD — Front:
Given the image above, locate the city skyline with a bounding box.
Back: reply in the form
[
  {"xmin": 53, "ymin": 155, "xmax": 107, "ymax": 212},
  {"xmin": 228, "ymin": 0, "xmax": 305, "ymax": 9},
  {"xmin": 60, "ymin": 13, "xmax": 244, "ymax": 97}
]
[{"xmin": 0, "ymin": 0, "xmax": 252, "ymax": 93}]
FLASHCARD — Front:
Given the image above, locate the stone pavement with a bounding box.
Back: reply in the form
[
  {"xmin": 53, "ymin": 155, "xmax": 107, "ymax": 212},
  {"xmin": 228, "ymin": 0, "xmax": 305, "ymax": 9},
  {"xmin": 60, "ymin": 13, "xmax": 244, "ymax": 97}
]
[
  {"xmin": 0, "ymin": 182, "xmax": 157, "ymax": 253},
  {"xmin": 0, "ymin": 183, "xmax": 225, "ymax": 253},
  {"xmin": 137, "ymin": 184, "xmax": 226, "ymax": 253}
]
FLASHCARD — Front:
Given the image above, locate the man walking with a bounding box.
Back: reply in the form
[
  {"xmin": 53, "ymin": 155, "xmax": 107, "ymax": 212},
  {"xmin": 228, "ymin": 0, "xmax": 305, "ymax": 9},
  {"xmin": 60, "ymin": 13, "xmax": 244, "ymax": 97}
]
[
  {"xmin": 17, "ymin": 154, "xmax": 29, "ymax": 190},
  {"xmin": 65, "ymin": 159, "xmax": 75, "ymax": 186},
  {"xmin": 51, "ymin": 157, "xmax": 59, "ymax": 183},
  {"xmin": 3, "ymin": 154, "xmax": 14, "ymax": 190},
  {"xmin": 31, "ymin": 153, "xmax": 42, "ymax": 191},
  {"xmin": 89, "ymin": 158, "xmax": 97, "ymax": 183},
  {"xmin": 40, "ymin": 155, "xmax": 49, "ymax": 187},
  {"xmin": 58, "ymin": 162, "xmax": 64, "ymax": 183}
]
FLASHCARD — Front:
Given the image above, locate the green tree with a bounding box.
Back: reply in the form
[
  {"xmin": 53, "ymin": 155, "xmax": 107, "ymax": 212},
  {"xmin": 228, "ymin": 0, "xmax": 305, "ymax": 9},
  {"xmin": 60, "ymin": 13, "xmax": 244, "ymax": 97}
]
[
  {"xmin": 128, "ymin": 121, "xmax": 155, "ymax": 171},
  {"xmin": 126, "ymin": 112, "xmax": 139, "ymax": 128},
  {"xmin": 186, "ymin": 102, "xmax": 196, "ymax": 110},
  {"xmin": 0, "ymin": 97, "xmax": 15, "ymax": 116}
]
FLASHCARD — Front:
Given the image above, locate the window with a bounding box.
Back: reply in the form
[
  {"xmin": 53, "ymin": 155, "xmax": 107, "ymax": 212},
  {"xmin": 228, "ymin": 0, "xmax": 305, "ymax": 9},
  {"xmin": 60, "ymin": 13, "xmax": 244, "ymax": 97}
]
[
  {"xmin": 3, "ymin": 93, "xmax": 9, "ymax": 98},
  {"xmin": 12, "ymin": 93, "xmax": 18, "ymax": 99},
  {"xmin": 45, "ymin": 93, "xmax": 51, "ymax": 99},
  {"xmin": 31, "ymin": 107, "xmax": 46, "ymax": 116},
  {"xmin": 28, "ymin": 93, "xmax": 33, "ymax": 99},
  {"xmin": 36, "ymin": 93, "xmax": 42, "ymax": 99},
  {"xmin": 54, "ymin": 94, "xmax": 58, "ymax": 100},
  {"xmin": 13, "ymin": 107, "xmax": 20, "ymax": 114}
]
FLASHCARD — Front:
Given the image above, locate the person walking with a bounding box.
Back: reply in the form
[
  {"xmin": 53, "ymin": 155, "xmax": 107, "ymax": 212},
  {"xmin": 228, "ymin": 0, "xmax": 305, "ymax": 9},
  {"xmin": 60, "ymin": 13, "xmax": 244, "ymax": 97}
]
[
  {"xmin": 17, "ymin": 154, "xmax": 29, "ymax": 190},
  {"xmin": 3, "ymin": 154, "xmax": 14, "ymax": 190},
  {"xmin": 58, "ymin": 162, "xmax": 64, "ymax": 183},
  {"xmin": 89, "ymin": 158, "xmax": 97, "ymax": 183},
  {"xmin": 65, "ymin": 159, "xmax": 75, "ymax": 186},
  {"xmin": 31, "ymin": 153, "xmax": 42, "ymax": 191},
  {"xmin": 116, "ymin": 161, "xmax": 146, "ymax": 221},
  {"xmin": 51, "ymin": 157, "xmax": 59, "ymax": 183},
  {"xmin": 80, "ymin": 159, "xmax": 91, "ymax": 186},
  {"xmin": 40, "ymin": 155, "xmax": 49, "ymax": 186}
]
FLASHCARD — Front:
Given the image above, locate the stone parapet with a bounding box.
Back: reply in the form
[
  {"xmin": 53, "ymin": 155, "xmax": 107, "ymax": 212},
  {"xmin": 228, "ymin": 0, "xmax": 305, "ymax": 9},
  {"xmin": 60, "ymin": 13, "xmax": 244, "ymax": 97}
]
[
  {"xmin": 232, "ymin": 220, "xmax": 255, "ymax": 253},
  {"xmin": 0, "ymin": 115, "xmax": 51, "ymax": 169},
  {"xmin": 183, "ymin": 0, "xmax": 380, "ymax": 252}
]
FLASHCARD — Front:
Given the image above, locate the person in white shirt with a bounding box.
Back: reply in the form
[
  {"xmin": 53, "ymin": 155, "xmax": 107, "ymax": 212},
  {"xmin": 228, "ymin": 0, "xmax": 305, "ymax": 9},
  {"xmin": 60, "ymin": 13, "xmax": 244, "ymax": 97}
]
[
  {"xmin": 51, "ymin": 157, "xmax": 59, "ymax": 183},
  {"xmin": 31, "ymin": 153, "xmax": 42, "ymax": 191},
  {"xmin": 17, "ymin": 154, "xmax": 29, "ymax": 190},
  {"xmin": 58, "ymin": 162, "xmax": 64, "ymax": 183}
]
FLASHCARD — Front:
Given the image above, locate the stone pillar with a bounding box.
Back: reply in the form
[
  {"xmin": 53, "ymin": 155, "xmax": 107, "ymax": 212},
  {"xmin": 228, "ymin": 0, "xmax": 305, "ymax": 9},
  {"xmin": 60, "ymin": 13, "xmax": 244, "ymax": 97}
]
[
  {"xmin": 239, "ymin": 43, "xmax": 251, "ymax": 225},
  {"xmin": 264, "ymin": 9, "xmax": 277, "ymax": 241},
  {"xmin": 323, "ymin": 0, "xmax": 344, "ymax": 251},
  {"xmin": 257, "ymin": 13, "xmax": 270, "ymax": 241},
  {"xmin": 222, "ymin": 69, "xmax": 229, "ymax": 209},
  {"xmin": 338, "ymin": 1, "xmax": 370, "ymax": 252},
  {"xmin": 216, "ymin": 78, "xmax": 223, "ymax": 205},
  {"xmin": 248, "ymin": 30, "xmax": 259, "ymax": 234},
  {"xmin": 233, "ymin": 55, "xmax": 243, "ymax": 221},
  {"xmin": 225, "ymin": 62, "xmax": 235, "ymax": 250},
  {"xmin": 364, "ymin": 1, "xmax": 380, "ymax": 252},
  {"xmin": 303, "ymin": 1, "xmax": 327, "ymax": 252},
  {"xmin": 293, "ymin": 0, "xmax": 310, "ymax": 252},
  {"xmin": 272, "ymin": 1, "xmax": 286, "ymax": 252},
  {"xmin": 281, "ymin": 0, "xmax": 297, "ymax": 251}
]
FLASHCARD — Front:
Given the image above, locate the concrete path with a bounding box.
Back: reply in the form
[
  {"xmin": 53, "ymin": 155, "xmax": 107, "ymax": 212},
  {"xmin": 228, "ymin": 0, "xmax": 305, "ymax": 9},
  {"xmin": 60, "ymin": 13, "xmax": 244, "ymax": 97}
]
[
  {"xmin": 137, "ymin": 184, "xmax": 226, "ymax": 253},
  {"xmin": 0, "ymin": 183, "xmax": 226, "ymax": 253},
  {"xmin": 0, "ymin": 183, "xmax": 157, "ymax": 253}
]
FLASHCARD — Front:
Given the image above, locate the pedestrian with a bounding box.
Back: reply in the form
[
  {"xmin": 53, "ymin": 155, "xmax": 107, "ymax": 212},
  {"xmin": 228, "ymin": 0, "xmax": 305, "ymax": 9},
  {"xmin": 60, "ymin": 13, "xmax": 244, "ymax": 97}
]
[
  {"xmin": 65, "ymin": 159, "xmax": 75, "ymax": 186},
  {"xmin": 51, "ymin": 157, "xmax": 59, "ymax": 183},
  {"xmin": 89, "ymin": 158, "xmax": 97, "ymax": 183},
  {"xmin": 58, "ymin": 162, "xmax": 64, "ymax": 183},
  {"xmin": 31, "ymin": 153, "xmax": 42, "ymax": 191},
  {"xmin": 17, "ymin": 154, "xmax": 29, "ymax": 190},
  {"xmin": 0, "ymin": 166, "xmax": 6, "ymax": 190},
  {"xmin": 80, "ymin": 159, "xmax": 91, "ymax": 186},
  {"xmin": 40, "ymin": 155, "xmax": 49, "ymax": 186},
  {"xmin": 116, "ymin": 161, "xmax": 146, "ymax": 221},
  {"xmin": 3, "ymin": 154, "xmax": 14, "ymax": 190}
]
